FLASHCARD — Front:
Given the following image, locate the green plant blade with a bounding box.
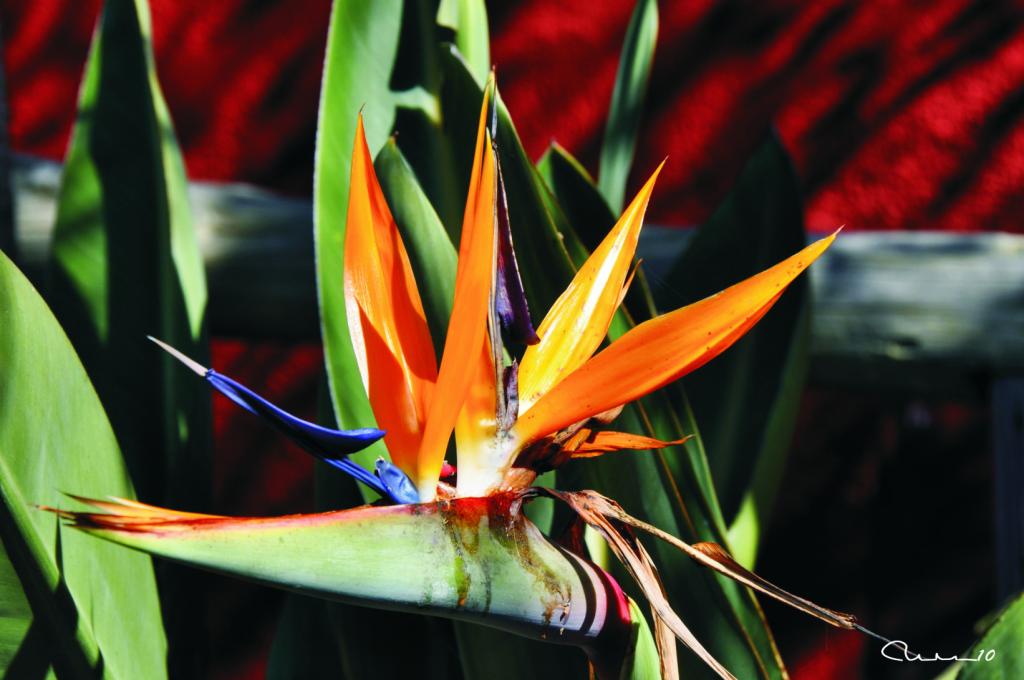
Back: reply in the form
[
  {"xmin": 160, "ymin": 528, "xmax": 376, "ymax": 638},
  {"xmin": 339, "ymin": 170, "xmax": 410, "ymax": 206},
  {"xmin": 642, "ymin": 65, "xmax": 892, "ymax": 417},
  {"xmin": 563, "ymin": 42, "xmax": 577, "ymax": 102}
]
[
  {"xmin": 48, "ymin": 0, "xmax": 209, "ymax": 507},
  {"xmin": 0, "ymin": 251, "xmax": 166, "ymax": 678},
  {"xmin": 314, "ymin": 0, "xmax": 455, "ymax": 485},
  {"xmin": 956, "ymin": 592, "xmax": 1024, "ymax": 679},
  {"xmin": 453, "ymin": 624, "xmax": 589, "ymax": 680},
  {"xmin": 439, "ymin": 46, "xmax": 579, "ymax": 314},
  {"xmin": 46, "ymin": 3, "xmax": 210, "ymax": 671},
  {"xmin": 598, "ymin": 0, "xmax": 658, "ymax": 214},
  {"xmin": 266, "ymin": 595, "xmax": 345, "ymax": 680},
  {"xmin": 374, "ymin": 138, "xmax": 457, "ymax": 352},
  {"xmin": 437, "ymin": 0, "xmax": 490, "ymax": 84},
  {"xmin": 314, "ymin": 0, "xmax": 406, "ymax": 487},
  {"xmin": 442, "ymin": 52, "xmax": 786, "ymax": 678},
  {"xmin": 0, "ymin": 539, "xmax": 53, "ymax": 677},
  {"xmin": 655, "ymin": 133, "xmax": 810, "ymax": 567}
]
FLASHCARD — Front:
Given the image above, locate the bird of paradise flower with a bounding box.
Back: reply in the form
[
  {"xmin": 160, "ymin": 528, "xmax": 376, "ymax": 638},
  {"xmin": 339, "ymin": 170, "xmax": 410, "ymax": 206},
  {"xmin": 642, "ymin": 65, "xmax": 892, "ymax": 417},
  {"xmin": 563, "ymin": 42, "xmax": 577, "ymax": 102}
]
[{"xmin": 49, "ymin": 79, "xmax": 884, "ymax": 679}]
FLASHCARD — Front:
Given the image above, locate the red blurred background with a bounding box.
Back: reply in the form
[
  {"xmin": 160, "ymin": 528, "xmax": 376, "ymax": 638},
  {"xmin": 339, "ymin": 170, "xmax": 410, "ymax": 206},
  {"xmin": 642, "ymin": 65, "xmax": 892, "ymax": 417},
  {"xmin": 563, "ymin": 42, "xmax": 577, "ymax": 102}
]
[{"xmin": 2, "ymin": 1, "xmax": 1011, "ymax": 677}]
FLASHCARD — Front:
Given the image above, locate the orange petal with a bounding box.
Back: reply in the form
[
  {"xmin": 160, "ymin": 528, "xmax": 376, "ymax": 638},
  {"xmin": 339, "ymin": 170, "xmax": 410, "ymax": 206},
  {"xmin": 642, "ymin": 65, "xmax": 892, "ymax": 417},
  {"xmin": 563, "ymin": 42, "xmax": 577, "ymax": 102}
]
[
  {"xmin": 345, "ymin": 115, "xmax": 437, "ymax": 477},
  {"xmin": 517, "ymin": 164, "xmax": 663, "ymax": 411},
  {"xmin": 515, "ymin": 232, "xmax": 838, "ymax": 445},
  {"xmin": 566, "ymin": 431, "xmax": 691, "ymax": 458},
  {"xmin": 416, "ymin": 83, "xmax": 496, "ymax": 500}
]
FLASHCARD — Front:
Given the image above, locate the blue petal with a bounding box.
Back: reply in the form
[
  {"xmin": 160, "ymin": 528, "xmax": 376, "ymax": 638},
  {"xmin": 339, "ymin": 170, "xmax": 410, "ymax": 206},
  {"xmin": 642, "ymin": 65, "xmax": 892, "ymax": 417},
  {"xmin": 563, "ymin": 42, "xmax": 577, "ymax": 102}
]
[
  {"xmin": 204, "ymin": 371, "xmax": 411, "ymax": 501},
  {"xmin": 147, "ymin": 337, "xmax": 412, "ymax": 503},
  {"xmin": 374, "ymin": 458, "xmax": 420, "ymax": 504},
  {"xmin": 206, "ymin": 371, "xmax": 383, "ymax": 456}
]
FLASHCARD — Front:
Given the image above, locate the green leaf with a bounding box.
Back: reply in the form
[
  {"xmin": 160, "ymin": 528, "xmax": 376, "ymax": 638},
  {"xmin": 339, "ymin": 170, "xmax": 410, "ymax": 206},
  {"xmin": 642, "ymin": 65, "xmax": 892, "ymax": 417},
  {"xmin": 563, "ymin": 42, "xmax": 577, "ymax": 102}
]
[
  {"xmin": 622, "ymin": 598, "xmax": 661, "ymax": 680},
  {"xmin": 437, "ymin": 0, "xmax": 490, "ymax": 84},
  {"xmin": 374, "ymin": 138, "xmax": 457, "ymax": 352},
  {"xmin": 266, "ymin": 596, "xmax": 345, "ymax": 680},
  {"xmin": 655, "ymin": 133, "xmax": 810, "ymax": 567},
  {"xmin": 956, "ymin": 592, "xmax": 1024, "ymax": 679},
  {"xmin": 0, "ymin": 539, "xmax": 53, "ymax": 677},
  {"xmin": 443, "ymin": 51, "xmax": 786, "ymax": 678},
  {"xmin": 453, "ymin": 624, "xmax": 588, "ymax": 680},
  {"xmin": 46, "ymin": 3, "xmax": 210, "ymax": 671},
  {"xmin": 315, "ymin": 0, "xmax": 403, "ymax": 488},
  {"xmin": 598, "ymin": 0, "xmax": 658, "ymax": 214},
  {"xmin": 48, "ymin": 0, "xmax": 209, "ymax": 507},
  {"xmin": 439, "ymin": 46, "xmax": 579, "ymax": 313},
  {"xmin": 538, "ymin": 143, "xmax": 616, "ymax": 248},
  {"xmin": 314, "ymin": 0, "xmax": 449, "ymax": 484},
  {"xmin": 0, "ymin": 251, "xmax": 166, "ymax": 678}
]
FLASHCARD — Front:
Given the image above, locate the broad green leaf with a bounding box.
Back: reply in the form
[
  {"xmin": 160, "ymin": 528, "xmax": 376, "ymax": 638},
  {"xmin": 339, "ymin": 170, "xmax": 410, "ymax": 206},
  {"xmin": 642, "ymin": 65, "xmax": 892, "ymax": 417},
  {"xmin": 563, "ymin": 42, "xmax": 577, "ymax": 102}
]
[
  {"xmin": 0, "ymin": 539, "xmax": 54, "ymax": 677},
  {"xmin": 453, "ymin": 625, "xmax": 589, "ymax": 680},
  {"xmin": 619, "ymin": 598, "xmax": 662, "ymax": 680},
  {"xmin": 440, "ymin": 46, "xmax": 579, "ymax": 313},
  {"xmin": 47, "ymin": 3, "xmax": 210, "ymax": 672},
  {"xmin": 315, "ymin": 0, "xmax": 406, "ymax": 485},
  {"xmin": 598, "ymin": 0, "xmax": 658, "ymax": 214},
  {"xmin": 374, "ymin": 138, "xmax": 457, "ymax": 356},
  {"xmin": 315, "ymin": 0, "xmax": 450, "ymax": 483},
  {"xmin": 437, "ymin": 0, "xmax": 490, "ymax": 84},
  {"xmin": 266, "ymin": 595, "xmax": 345, "ymax": 680},
  {"xmin": 956, "ymin": 592, "xmax": 1024, "ymax": 679},
  {"xmin": 538, "ymin": 144, "xmax": 616, "ymax": 249},
  {"xmin": 48, "ymin": 0, "xmax": 209, "ymax": 507},
  {"xmin": 443, "ymin": 51, "xmax": 786, "ymax": 678},
  {"xmin": 656, "ymin": 133, "xmax": 810, "ymax": 567},
  {"xmin": 0, "ymin": 251, "xmax": 166, "ymax": 678}
]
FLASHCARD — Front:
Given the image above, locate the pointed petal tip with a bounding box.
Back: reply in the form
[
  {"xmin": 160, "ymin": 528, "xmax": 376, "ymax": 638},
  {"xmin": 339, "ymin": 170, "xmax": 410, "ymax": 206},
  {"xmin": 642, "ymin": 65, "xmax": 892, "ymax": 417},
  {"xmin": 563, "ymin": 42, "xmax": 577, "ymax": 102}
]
[
  {"xmin": 147, "ymin": 336, "xmax": 207, "ymax": 376},
  {"xmin": 642, "ymin": 159, "xmax": 666, "ymax": 192}
]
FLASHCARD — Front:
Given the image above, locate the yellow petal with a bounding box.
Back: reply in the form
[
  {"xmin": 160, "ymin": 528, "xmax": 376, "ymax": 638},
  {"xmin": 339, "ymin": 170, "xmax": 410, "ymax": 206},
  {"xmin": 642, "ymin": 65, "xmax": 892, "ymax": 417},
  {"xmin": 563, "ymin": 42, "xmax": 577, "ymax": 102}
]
[
  {"xmin": 517, "ymin": 164, "xmax": 663, "ymax": 411},
  {"xmin": 453, "ymin": 336, "xmax": 498, "ymax": 494},
  {"xmin": 344, "ymin": 115, "xmax": 437, "ymax": 477},
  {"xmin": 515, "ymin": 232, "xmax": 838, "ymax": 445},
  {"xmin": 415, "ymin": 82, "xmax": 496, "ymax": 500}
]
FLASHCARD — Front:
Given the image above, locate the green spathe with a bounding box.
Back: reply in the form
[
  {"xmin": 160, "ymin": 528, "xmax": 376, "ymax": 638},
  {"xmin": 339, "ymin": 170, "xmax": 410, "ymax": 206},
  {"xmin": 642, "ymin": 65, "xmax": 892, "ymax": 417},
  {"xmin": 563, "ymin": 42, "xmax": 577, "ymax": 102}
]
[{"xmin": 65, "ymin": 492, "xmax": 639, "ymax": 661}]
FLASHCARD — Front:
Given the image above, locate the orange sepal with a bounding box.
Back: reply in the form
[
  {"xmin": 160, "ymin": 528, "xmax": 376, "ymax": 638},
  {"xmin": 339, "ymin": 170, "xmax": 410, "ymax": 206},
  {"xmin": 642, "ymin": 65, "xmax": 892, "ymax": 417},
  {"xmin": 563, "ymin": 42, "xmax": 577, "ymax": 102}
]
[
  {"xmin": 565, "ymin": 430, "xmax": 692, "ymax": 458},
  {"xmin": 415, "ymin": 83, "xmax": 496, "ymax": 500},
  {"xmin": 515, "ymin": 232, "xmax": 838, "ymax": 445},
  {"xmin": 518, "ymin": 164, "xmax": 663, "ymax": 410},
  {"xmin": 344, "ymin": 116, "xmax": 438, "ymax": 477}
]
